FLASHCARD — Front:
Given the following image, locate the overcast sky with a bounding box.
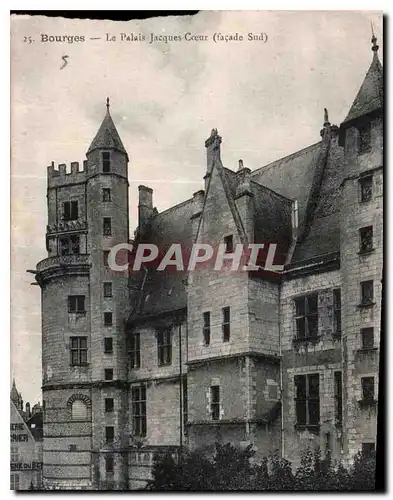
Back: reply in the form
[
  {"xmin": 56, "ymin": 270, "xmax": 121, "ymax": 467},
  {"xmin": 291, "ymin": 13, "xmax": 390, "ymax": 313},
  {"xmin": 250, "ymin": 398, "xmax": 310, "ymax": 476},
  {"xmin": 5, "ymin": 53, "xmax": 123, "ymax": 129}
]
[{"xmin": 11, "ymin": 11, "xmax": 382, "ymax": 404}]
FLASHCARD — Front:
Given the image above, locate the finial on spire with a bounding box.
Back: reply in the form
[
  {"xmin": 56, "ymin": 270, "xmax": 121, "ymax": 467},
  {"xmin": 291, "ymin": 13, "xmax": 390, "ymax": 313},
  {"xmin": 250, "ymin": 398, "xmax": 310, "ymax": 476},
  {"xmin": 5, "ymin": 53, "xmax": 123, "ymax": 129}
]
[
  {"xmin": 371, "ymin": 21, "xmax": 379, "ymax": 53},
  {"xmin": 106, "ymin": 97, "xmax": 110, "ymax": 111}
]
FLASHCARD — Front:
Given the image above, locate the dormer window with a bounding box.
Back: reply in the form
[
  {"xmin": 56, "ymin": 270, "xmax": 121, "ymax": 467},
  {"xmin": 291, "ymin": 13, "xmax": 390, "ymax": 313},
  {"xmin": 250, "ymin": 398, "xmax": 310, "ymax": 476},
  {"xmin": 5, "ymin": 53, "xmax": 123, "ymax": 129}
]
[
  {"xmin": 224, "ymin": 234, "xmax": 234, "ymax": 253},
  {"xmin": 358, "ymin": 122, "xmax": 371, "ymax": 154},
  {"xmin": 102, "ymin": 152, "xmax": 111, "ymax": 173}
]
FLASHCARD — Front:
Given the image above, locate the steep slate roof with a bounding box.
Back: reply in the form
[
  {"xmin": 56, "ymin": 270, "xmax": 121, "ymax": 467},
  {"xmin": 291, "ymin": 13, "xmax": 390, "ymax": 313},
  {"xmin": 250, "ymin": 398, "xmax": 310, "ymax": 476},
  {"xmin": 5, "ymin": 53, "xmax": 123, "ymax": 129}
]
[
  {"xmin": 87, "ymin": 107, "xmax": 128, "ymax": 156},
  {"xmin": 342, "ymin": 50, "xmax": 383, "ymax": 125},
  {"xmin": 129, "ymin": 198, "xmax": 194, "ymax": 319},
  {"xmin": 251, "ymin": 142, "xmax": 322, "ymax": 228}
]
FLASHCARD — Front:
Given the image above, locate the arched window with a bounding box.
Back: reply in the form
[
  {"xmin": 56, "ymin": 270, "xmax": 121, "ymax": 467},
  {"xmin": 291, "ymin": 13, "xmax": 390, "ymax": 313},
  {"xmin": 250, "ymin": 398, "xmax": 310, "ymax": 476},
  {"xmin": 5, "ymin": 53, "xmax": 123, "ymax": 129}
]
[{"xmin": 71, "ymin": 400, "xmax": 87, "ymax": 420}]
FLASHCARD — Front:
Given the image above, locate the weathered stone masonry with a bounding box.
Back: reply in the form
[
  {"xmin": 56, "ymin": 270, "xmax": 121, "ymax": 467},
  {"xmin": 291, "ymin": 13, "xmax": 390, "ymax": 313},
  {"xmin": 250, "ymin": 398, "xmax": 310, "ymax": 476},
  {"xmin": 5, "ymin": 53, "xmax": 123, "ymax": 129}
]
[{"xmin": 35, "ymin": 40, "xmax": 383, "ymax": 489}]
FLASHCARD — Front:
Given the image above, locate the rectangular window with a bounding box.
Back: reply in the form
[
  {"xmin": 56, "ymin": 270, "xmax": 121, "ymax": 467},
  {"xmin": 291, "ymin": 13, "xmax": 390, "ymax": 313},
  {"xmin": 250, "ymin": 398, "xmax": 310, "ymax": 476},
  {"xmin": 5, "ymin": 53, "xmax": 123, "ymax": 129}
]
[
  {"xmin": 361, "ymin": 377, "xmax": 375, "ymax": 402},
  {"xmin": 358, "ymin": 122, "xmax": 371, "ymax": 153},
  {"xmin": 63, "ymin": 201, "xmax": 78, "ymax": 221},
  {"xmin": 105, "ymin": 426, "xmax": 114, "ymax": 444},
  {"xmin": 361, "ymin": 327, "xmax": 374, "ymax": 349},
  {"xmin": 222, "ymin": 307, "xmax": 231, "ymax": 342},
  {"xmin": 102, "ymin": 152, "xmax": 111, "ymax": 173},
  {"xmin": 203, "ymin": 312, "xmax": 211, "ymax": 346},
  {"xmin": 333, "ymin": 289, "xmax": 341, "ymax": 337},
  {"xmin": 359, "ymin": 226, "xmax": 374, "ymax": 253},
  {"xmin": 11, "ymin": 445, "xmax": 19, "ymax": 462},
  {"xmin": 10, "ymin": 474, "xmax": 20, "ymax": 490},
  {"xmin": 130, "ymin": 332, "xmax": 141, "ymax": 369},
  {"xmin": 104, "ymin": 337, "xmax": 113, "ymax": 354},
  {"xmin": 105, "ymin": 398, "xmax": 114, "ymax": 413},
  {"xmin": 105, "ymin": 455, "xmax": 114, "ymax": 473},
  {"xmin": 70, "ymin": 336, "xmax": 88, "ymax": 366},
  {"xmin": 103, "ymin": 251, "xmax": 110, "ymax": 267},
  {"xmin": 361, "ymin": 280, "xmax": 374, "ymax": 306},
  {"xmin": 59, "ymin": 235, "xmax": 80, "ymax": 256},
  {"xmin": 105, "ymin": 368, "xmax": 113, "ymax": 381},
  {"xmin": 102, "ymin": 188, "xmax": 111, "ymax": 202},
  {"xmin": 294, "ymin": 373, "xmax": 320, "ymax": 427},
  {"xmin": 224, "ymin": 234, "xmax": 234, "ymax": 253},
  {"xmin": 362, "ymin": 443, "xmax": 375, "ymax": 456},
  {"xmin": 103, "ymin": 217, "xmax": 112, "ymax": 236},
  {"xmin": 183, "ymin": 378, "xmax": 188, "ymax": 428},
  {"xmin": 334, "ymin": 372, "xmax": 343, "ymax": 426},
  {"xmin": 359, "ymin": 176, "xmax": 372, "ymax": 202},
  {"xmin": 68, "ymin": 295, "xmax": 85, "ymax": 314},
  {"xmin": 104, "ymin": 312, "xmax": 113, "ymax": 326},
  {"xmin": 103, "ymin": 282, "xmax": 113, "ymax": 298},
  {"xmin": 69, "ymin": 444, "xmax": 77, "ymax": 452},
  {"xmin": 132, "ymin": 385, "xmax": 147, "ymax": 437},
  {"xmin": 157, "ymin": 329, "xmax": 172, "ymax": 366},
  {"xmin": 295, "ymin": 294, "xmax": 318, "ymax": 339},
  {"xmin": 210, "ymin": 385, "xmax": 220, "ymax": 421}
]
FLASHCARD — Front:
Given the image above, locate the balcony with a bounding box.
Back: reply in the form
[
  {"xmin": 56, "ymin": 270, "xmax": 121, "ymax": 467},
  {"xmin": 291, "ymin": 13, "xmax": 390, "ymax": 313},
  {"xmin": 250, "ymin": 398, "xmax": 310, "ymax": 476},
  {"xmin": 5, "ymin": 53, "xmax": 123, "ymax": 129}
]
[
  {"xmin": 36, "ymin": 254, "xmax": 90, "ymax": 285},
  {"xmin": 46, "ymin": 218, "xmax": 87, "ymax": 235}
]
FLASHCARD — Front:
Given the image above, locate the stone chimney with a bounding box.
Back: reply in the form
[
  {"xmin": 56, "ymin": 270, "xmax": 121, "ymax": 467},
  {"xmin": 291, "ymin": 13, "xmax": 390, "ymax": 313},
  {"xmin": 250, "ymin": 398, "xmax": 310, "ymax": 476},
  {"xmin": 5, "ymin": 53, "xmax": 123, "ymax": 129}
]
[
  {"xmin": 138, "ymin": 185, "xmax": 154, "ymax": 237},
  {"xmin": 191, "ymin": 190, "xmax": 205, "ymax": 241},
  {"xmin": 204, "ymin": 128, "xmax": 222, "ymax": 188},
  {"xmin": 235, "ymin": 159, "xmax": 254, "ymax": 243},
  {"xmin": 25, "ymin": 402, "xmax": 31, "ymax": 419}
]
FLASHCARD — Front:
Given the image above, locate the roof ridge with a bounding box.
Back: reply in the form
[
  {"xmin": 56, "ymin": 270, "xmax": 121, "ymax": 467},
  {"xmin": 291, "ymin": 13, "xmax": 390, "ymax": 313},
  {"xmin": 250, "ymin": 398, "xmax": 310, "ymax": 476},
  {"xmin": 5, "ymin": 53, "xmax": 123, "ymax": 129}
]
[
  {"xmin": 152, "ymin": 197, "xmax": 194, "ymax": 219},
  {"xmin": 251, "ymin": 141, "xmax": 322, "ymax": 175}
]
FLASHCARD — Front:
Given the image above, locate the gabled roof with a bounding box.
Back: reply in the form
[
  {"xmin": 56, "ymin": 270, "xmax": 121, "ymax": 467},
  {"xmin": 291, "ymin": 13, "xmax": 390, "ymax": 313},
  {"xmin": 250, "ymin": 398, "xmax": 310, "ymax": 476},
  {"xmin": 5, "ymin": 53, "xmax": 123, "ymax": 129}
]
[
  {"xmin": 87, "ymin": 106, "xmax": 128, "ymax": 157},
  {"xmin": 342, "ymin": 50, "xmax": 383, "ymax": 125}
]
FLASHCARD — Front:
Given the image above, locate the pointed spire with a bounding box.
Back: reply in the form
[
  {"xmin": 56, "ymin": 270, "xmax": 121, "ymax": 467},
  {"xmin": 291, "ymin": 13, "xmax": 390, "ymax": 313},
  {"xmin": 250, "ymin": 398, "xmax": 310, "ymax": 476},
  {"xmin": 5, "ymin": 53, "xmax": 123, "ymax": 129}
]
[
  {"xmin": 371, "ymin": 21, "xmax": 379, "ymax": 57},
  {"xmin": 341, "ymin": 29, "xmax": 383, "ymax": 125},
  {"xmin": 87, "ymin": 99, "xmax": 128, "ymax": 158}
]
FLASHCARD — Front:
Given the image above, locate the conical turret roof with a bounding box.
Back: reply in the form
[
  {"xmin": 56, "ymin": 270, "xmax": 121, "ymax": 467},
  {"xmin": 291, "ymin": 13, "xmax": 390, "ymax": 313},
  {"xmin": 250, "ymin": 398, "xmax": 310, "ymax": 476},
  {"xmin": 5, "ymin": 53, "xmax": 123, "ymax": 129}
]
[
  {"xmin": 342, "ymin": 37, "xmax": 383, "ymax": 125},
  {"xmin": 87, "ymin": 99, "xmax": 128, "ymax": 157}
]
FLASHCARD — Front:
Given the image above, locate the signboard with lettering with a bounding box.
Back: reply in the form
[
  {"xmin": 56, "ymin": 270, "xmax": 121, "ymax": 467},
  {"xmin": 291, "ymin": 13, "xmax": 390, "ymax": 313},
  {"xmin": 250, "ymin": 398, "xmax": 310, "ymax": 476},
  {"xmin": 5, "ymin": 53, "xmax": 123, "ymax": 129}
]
[{"xmin": 11, "ymin": 462, "xmax": 42, "ymax": 471}]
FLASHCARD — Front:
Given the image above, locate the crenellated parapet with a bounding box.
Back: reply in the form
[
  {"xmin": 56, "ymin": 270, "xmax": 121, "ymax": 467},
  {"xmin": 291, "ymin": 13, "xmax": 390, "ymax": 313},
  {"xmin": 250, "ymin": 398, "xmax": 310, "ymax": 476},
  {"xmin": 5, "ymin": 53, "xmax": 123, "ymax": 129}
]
[{"xmin": 47, "ymin": 160, "xmax": 88, "ymax": 188}]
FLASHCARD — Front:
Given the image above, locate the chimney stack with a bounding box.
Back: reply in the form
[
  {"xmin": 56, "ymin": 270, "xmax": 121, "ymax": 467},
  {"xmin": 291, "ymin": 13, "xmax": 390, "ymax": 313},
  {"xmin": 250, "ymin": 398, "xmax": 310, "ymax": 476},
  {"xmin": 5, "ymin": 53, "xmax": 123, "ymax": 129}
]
[
  {"xmin": 204, "ymin": 128, "xmax": 222, "ymax": 184},
  {"xmin": 138, "ymin": 185, "xmax": 154, "ymax": 237}
]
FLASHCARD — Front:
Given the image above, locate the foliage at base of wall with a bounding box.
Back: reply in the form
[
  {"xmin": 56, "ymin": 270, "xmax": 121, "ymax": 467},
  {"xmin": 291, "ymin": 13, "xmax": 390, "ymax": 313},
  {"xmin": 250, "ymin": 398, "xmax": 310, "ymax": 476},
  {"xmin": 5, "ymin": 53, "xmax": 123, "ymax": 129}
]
[{"xmin": 147, "ymin": 443, "xmax": 377, "ymax": 491}]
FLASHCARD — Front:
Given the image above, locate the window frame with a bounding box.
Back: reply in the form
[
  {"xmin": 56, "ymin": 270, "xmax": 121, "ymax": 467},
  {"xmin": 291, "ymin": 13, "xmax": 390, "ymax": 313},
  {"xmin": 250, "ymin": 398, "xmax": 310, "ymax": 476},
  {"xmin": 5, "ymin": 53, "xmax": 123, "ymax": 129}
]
[
  {"xmin": 294, "ymin": 373, "xmax": 320, "ymax": 429},
  {"xmin": 68, "ymin": 295, "xmax": 86, "ymax": 314},
  {"xmin": 334, "ymin": 371, "xmax": 343, "ymax": 427},
  {"xmin": 360, "ymin": 280, "xmax": 374, "ymax": 306},
  {"xmin": 294, "ymin": 294, "xmax": 319, "ymax": 340},
  {"xmin": 104, "ymin": 337, "xmax": 113, "ymax": 354},
  {"xmin": 103, "ymin": 217, "xmax": 112, "ymax": 236},
  {"xmin": 104, "ymin": 312, "xmax": 113, "ymax": 326},
  {"xmin": 71, "ymin": 399, "xmax": 88, "ymax": 420},
  {"xmin": 105, "ymin": 368, "xmax": 114, "ymax": 381},
  {"xmin": 105, "ymin": 426, "xmax": 114, "ymax": 444},
  {"xmin": 359, "ymin": 175, "xmax": 373, "ymax": 203},
  {"xmin": 70, "ymin": 336, "xmax": 88, "ymax": 366},
  {"xmin": 224, "ymin": 234, "xmax": 234, "ymax": 253},
  {"xmin": 359, "ymin": 226, "xmax": 374, "ymax": 253},
  {"xmin": 132, "ymin": 385, "xmax": 147, "ymax": 437},
  {"xmin": 102, "ymin": 151, "xmax": 111, "ymax": 173},
  {"xmin": 222, "ymin": 307, "xmax": 231, "ymax": 342},
  {"xmin": 333, "ymin": 289, "xmax": 341, "ymax": 337},
  {"xmin": 203, "ymin": 311, "xmax": 211, "ymax": 346},
  {"xmin": 361, "ymin": 327, "xmax": 375, "ymax": 350},
  {"xmin": 157, "ymin": 328, "xmax": 172, "ymax": 366},
  {"xmin": 129, "ymin": 332, "xmax": 141, "ymax": 369},
  {"xmin": 357, "ymin": 122, "xmax": 372, "ymax": 154},
  {"xmin": 105, "ymin": 398, "xmax": 114, "ymax": 413},
  {"xmin": 102, "ymin": 188, "xmax": 112, "ymax": 202},
  {"xmin": 103, "ymin": 282, "xmax": 113, "ymax": 298},
  {"xmin": 361, "ymin": 376, "xmax": 375, "ymax": 402},
  {"xmin": 210, "ymin": 385, "xmax": 220, "ymax": 421},
  {"xmin": 59, "ymin": 235, "xmax": 80, "ymax": 256}
]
